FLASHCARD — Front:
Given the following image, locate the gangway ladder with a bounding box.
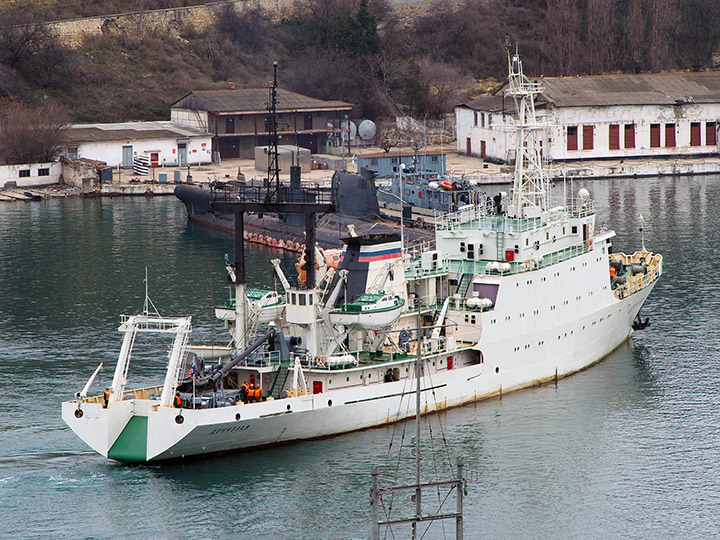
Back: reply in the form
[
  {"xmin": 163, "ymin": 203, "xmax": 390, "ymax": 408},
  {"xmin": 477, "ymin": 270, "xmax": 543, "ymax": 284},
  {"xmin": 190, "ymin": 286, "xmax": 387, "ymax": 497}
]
[
  {"xmin": 269, "ymin": 358, "xmax": 291, "ymax": 398},
  {"xmin": 495, "ymin": 214, "xmax": 505, "ymax": 262},
  {"xmin": 456, "ymin": 272, "xmax": 474, "ymax": 299}
]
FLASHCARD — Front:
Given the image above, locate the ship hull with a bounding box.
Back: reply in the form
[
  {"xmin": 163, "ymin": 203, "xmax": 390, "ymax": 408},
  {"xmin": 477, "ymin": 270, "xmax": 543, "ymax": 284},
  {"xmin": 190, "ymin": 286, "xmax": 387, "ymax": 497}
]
[{"xmin": 61, "ymin": 274, "xmax": 653, "ymax": 463}]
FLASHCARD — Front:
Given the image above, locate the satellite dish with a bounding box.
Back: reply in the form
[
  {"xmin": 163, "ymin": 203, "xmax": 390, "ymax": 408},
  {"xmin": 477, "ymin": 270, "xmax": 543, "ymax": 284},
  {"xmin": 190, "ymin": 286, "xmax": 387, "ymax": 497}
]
[{"xmin": 358, "ymin": 119, "xmax": 377, "ymax": 141}]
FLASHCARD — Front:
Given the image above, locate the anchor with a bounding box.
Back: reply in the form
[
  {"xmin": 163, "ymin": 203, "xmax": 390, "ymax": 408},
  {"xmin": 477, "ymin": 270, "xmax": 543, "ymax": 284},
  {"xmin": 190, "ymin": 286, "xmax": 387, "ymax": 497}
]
[{"xmin": 632, "ymin": 312, "xmax": 650, "ymax": 330}]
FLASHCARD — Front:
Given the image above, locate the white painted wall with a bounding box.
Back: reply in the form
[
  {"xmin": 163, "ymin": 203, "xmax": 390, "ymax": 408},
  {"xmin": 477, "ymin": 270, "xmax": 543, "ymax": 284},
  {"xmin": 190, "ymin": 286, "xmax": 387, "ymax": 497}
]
[
  {"xmin": 70, "ymin": 135, "xmax": 212, "ymax": 168},
  {"xmin": 171, "ymin": 108, "xmax": 209, "ymax": 131},
  {"xmin": 457, "ymin": 102, "xmax": 720, "ymax": 162},
  {"xmin": 456, "ymin": 106, "xmax": 522, "ymax": 162},
  {"xmin": 0, "ymin": 162, "xmax": 62, "ymax": 188}
]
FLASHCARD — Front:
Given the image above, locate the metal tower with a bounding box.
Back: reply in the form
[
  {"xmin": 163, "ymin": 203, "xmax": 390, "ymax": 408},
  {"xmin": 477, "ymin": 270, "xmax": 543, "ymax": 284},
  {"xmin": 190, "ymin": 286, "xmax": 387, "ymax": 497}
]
[{"xmin": 505, "ymin": 35, "xmax": 549, "ymax": 218}]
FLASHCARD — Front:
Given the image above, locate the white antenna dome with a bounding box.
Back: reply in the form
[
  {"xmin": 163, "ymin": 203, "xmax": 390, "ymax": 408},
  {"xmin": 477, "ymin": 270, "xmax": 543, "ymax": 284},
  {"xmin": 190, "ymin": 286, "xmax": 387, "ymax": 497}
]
[{"xmin": 578, "ymin": 188, "xmax": 590, "ymax": 201}]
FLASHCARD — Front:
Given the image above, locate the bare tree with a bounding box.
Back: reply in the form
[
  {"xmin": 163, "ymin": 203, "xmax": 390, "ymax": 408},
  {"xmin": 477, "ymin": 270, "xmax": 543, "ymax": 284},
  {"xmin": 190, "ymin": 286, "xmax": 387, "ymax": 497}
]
[
  {"xmin": 586, "ymin": 0, "xmax": 615, "ymax": 74},
  {"xmin": 0, "ymin": 101, "xmax": 68, "ymax": 165},
  {"xmin": 545, "ymin": 0, "xmax": 581, "ymax": 76},
  {"xmin": 648, "ymin": 0, "xmax": 678, "ymax": 71}
]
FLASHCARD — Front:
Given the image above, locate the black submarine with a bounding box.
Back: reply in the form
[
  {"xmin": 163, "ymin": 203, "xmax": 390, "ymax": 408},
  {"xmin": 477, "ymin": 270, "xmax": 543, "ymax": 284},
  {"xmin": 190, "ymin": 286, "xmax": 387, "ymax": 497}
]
[{"xmin": 174, "ymin": 166, "xmax": 433, "ymax": 250}]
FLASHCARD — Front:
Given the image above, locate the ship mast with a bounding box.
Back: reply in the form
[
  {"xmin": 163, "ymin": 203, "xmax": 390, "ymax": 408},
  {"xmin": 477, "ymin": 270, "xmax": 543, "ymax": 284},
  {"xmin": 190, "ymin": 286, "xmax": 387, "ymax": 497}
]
[{"xmin": 505, "ymin": 35, "xmax": 549, "ymax": 218}]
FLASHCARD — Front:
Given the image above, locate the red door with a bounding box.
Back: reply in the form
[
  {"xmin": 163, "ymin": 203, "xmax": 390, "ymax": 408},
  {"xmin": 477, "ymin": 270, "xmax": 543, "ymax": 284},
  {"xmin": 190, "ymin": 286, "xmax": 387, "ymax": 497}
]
[
  {"xmin": 691, "ymin": 123, "xmax": 701, "ymax": 146},
  {"xmin": 582, "ymin": 125, "xmax": 594, "ymax": 150},
  {"xmin": 650, "ymin": 124, "xmax": 661, "ymax": 147},
  {"xmin": 466, "ymin": 137, "xmax": 472, "ymax": 156},
  {"xmin": 707, "ymin": 122, "xmax": 717, "ymax": 146},
  {"xmin": 313, "ymin": 381, "xmax": 323, "ymax": 394},
  {"xmin": 624, "ymin": 124, "xmax": 635, "ymax": 149},
  {"xmin": 665, "ymin": 124, "xmax": 676, "ymax": 147},
  {"xmin": 609, "ymin": 125, "xmax": 619, "ymax": 150},
  {"xmin": 481, "ymin": 140, "xmax": 486, "ymax": 158}
]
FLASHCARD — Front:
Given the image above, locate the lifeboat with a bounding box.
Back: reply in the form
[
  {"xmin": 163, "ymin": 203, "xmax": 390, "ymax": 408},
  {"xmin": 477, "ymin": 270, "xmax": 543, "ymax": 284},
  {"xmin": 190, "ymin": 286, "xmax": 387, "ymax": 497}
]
[{"xmin": 328, "ymin": 293, "xmax": 405, "ymax": 330}]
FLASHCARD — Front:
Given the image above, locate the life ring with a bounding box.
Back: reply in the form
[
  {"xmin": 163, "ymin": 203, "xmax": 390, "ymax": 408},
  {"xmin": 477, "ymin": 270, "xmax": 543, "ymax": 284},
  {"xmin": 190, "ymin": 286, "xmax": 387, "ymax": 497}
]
[{"xmin": 315, "ymin": 356, "xmax": 326, "ymax": 368}]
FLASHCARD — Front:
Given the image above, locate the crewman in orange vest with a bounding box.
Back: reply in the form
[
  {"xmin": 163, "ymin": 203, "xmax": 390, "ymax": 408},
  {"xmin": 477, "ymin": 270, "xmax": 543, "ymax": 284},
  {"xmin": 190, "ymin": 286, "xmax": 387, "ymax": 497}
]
[
  {"xmin": 240, "ymin": 380, "xmax": 249, "ymax": 404},
  {"xmin": 174, "ymin": 392, "xmax": 182, "ymax": 408},
  {"xmin": 103, "ymin": 388, "xmax": 110, "ymax": 408}
]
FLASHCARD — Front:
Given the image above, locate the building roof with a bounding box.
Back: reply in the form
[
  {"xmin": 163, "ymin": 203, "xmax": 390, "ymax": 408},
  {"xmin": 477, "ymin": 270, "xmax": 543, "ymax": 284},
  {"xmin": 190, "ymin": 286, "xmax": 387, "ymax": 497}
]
[
  {"xmin": 65, "ymin": 121, "xmax": 209, "ymax": 144},
  {"xmin": 171, "ymin": 88, "xmax": 353, "ymax": 114},
  {"xmin": 458, "ymin": 71, "xmax": 720, "ymax": 111},
  {"xmin": 540, "ymin": 72, "xmax": 720, "ymax": 107}
]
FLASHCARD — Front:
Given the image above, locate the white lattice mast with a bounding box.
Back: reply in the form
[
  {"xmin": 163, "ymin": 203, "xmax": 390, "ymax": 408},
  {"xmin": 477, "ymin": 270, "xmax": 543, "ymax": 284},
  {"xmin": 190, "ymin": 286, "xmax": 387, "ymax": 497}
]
[{"xmin": 504, "ymin": 36, "xmax": 549, "ymax": 218}]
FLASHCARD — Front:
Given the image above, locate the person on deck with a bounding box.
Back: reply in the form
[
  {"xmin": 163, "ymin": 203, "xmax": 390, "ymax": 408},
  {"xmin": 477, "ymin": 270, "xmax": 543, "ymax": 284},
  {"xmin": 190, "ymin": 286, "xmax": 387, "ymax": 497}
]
[{"xmin": 240, "ymin": 380, "xmax": 249, "ymax": 404}]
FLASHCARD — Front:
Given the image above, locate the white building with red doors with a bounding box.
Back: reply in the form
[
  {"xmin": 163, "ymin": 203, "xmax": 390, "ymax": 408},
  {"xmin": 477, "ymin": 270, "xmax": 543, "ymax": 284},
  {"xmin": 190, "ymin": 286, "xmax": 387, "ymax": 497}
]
[{"xmin": 456, "ymin": 72, "xmax": 720, "ymax": 163}]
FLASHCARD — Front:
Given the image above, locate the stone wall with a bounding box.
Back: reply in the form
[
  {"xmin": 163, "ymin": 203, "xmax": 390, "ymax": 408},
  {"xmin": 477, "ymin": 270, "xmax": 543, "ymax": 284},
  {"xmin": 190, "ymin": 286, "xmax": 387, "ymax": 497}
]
[{"xmin": 47, "ymin": 0, "xmax": 293, "ymax": 48}]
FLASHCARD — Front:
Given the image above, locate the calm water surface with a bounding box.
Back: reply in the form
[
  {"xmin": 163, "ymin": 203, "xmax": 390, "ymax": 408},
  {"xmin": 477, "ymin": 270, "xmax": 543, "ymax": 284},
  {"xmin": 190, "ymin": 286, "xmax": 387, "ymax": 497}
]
[{"xmin": 0, "ymin": 178, "xmax": 719, "ymax": 539}]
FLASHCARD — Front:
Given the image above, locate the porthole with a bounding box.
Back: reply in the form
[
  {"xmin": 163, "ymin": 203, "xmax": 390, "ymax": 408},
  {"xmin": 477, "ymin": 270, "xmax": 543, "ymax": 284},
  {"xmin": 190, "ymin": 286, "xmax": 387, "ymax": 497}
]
[
  {"xmin": 235, "ymin": 413, "xmax": 241, "ymax": 421},
  {"xmin": 346, "ymin": 377, "xmax": 350, "ymax": 382},
  {"xmin": 495, "ymin": 367, "xmax": 499, "ymax": 374},
  {"xmin": 287, "ymin": 404, "xmax": 292, "ymax": 411},
  {"xmin": 74, "ymin": 409, "xmax": 83, "ymax": 418},
  {"xmin": 328, "ymin": 400, "xmax": 333, "ymax": 407},
  {"xmin": 175, "ymin": 414, "xmax": 184, "ymax": 424}
]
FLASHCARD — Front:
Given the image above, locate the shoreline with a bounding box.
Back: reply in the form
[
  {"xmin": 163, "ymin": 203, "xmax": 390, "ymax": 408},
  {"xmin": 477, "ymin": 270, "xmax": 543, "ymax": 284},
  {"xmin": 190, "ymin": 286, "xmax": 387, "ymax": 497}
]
[{"xmin": 3, "ymin": 150, "xmax": 720, "ymax": 201}]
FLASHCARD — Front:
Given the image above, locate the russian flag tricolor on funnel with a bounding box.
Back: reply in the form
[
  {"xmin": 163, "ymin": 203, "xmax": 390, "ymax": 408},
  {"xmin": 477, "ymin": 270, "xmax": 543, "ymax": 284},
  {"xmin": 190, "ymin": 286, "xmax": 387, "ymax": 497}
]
[{"xmin": 358, "ymin": 243, "xmax": 402, "ymax": 262}]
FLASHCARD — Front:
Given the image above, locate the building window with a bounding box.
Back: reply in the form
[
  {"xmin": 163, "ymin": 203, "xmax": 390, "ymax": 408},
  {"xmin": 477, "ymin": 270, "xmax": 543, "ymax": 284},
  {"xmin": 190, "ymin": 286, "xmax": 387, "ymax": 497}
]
[
  {"xmin": 567, "ymin": 126, "xmax": 578, "ymax": 151},
  {"xmin": 474, "ymin": 112, "xmax": 479, "ymax": 126},
  {"xmin": 582, "ymin": 125, "xmax": 594, "ymax": 150},
  {"xmin": 431, "ymin": 156, "xmax": 438, "ymax": 162},
  {"xmin": 371, "ymin": 158, "xmax": 378, "ymax": 165},
  {"xmin": 706, "ymin": 122, "xmax": 716, "ymax": 146},
  {"xmin": 68, "ymin": 146, "xmax": 78, "ymax": 160},
  {"xmin": 19, "ymin": 170, "xmax": 30, "ymax": 177},
  {"xmin": 650, "ymin": 124, "xmax": 661, "ymax": 147},
  {"xmin": 488, "ymin": 114, "xmax": 492, "ymax": 125},
  {"xmin": 304, "ymin": 113, "xmax": 313, "ymax": 130},
  {"xmin": 609, "ymin": 124, "xmax": 620, "ymax": 150},
  {"xmin": 665, "ymin": 124, "xmax": 676, "ymax": 147},
  {"xmin": 481, "ymin": 113, "xmax": 486, "ymax": 128},
  {"xmin": 38, "ymin": 168, "xmax": 50, "ymax": 176},
  {"xmin": 624, "ymin": 124, "xmax": 635, "ymax": 149},
  {"xmin": 225, "ymin": 117, "xmax": 235, "ymax": 134}
]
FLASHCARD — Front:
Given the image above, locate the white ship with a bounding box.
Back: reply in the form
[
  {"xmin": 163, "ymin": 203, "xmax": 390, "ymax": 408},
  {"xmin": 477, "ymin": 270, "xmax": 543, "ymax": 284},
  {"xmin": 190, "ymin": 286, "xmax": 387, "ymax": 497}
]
[{"xmin": 61, "ymin": 45, "xmax": 662, "ymax": 462}]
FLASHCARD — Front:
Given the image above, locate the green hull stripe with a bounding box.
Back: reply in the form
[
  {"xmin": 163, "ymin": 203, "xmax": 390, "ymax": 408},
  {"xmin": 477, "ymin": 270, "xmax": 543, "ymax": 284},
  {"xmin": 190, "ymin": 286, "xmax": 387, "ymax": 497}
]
[{"xmin": 108, "ymin": 416, "xmax": 148, "ymax": 463}]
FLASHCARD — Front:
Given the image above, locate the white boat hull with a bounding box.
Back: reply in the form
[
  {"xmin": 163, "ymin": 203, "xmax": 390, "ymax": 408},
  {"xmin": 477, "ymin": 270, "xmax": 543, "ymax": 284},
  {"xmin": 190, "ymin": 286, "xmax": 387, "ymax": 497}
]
[{"xmin": 62, "ymin": 268, "xmax": 654, "ymax": 462}]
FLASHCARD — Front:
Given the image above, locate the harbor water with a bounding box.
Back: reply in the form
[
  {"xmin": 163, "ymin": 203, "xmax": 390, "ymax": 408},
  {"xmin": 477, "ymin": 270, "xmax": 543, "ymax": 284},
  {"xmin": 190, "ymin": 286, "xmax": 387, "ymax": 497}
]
[{"xmin": 1, "ymin": 176, "xmax": 719, "ymax": 539}]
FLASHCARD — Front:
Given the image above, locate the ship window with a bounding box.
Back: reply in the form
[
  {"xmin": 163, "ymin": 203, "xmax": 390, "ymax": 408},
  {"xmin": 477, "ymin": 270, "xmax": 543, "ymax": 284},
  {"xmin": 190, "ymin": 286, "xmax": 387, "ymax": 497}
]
[
  {"xmin": 460, "ymin": 242, "xmax": 465, "ymax": 253},
  {"xmin": 572, "ymin": 226, "xmax": 577, "ymax": 234},
  {"xmin": 309, "ymin": 294, "xmax": 313, "ymax": 305},
  {"xmin": 467, "ymin": 243, "xmax": 474, "ymax": 259},
  {"xmin": 291, "ymin": 293, "xmax": 297, "ymax": 304},
  {"xmin": 299, "ymin": 294, "xmax": 306, "ymax": 306}
]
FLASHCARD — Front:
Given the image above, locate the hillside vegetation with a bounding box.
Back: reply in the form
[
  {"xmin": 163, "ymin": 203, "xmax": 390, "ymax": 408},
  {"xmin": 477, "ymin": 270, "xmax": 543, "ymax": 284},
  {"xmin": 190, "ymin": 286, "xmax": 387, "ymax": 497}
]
[{"xmin": 0, "ymin": 0, "xmax": 719, "ymax": 126}]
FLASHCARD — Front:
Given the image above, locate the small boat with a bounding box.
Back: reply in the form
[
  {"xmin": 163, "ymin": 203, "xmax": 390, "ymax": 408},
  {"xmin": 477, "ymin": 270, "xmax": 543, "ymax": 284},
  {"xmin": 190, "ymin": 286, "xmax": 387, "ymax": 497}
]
[
  {"xmin": 328, "ymin": 293, "xmax": 405, "ymax": 330},
  {"xmin": 23, "ymin": 191, "xmax": 42, "ymax": 201},
  {"xmin": 214, "ymin": 288, "xmax": 285, "ymax": 324}
]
